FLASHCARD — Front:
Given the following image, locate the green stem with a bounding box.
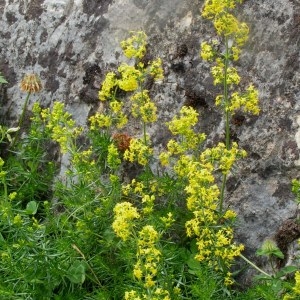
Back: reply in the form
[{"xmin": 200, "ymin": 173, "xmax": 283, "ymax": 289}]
[
  {"xmin": 223, "ymin": 36, "xmax": 230, "ymax": 150},
  {"xmin": 240, "ymin": 254, "xmax": 272, "ymax": 278},
  {"xmin": 219, "ymin": 173, "xmax": 227, "ymax": 214},
  {"xmin": 2, "ymin": 178, "xmax": 8, "ymax": 203},
  {"xmin": 143, "ymin": 121, "xmax": 147, "ymax": 146},
  {"xmin": 11, "ymin": 92, "xmax": 31, "ymax": 148},
  {"xmin": 19, "ymin": 92, "xmax": 31, "ymax": 128},
  {"xmin": 219, "ymin": 36, "xmax": 230, "ymax": 214}
]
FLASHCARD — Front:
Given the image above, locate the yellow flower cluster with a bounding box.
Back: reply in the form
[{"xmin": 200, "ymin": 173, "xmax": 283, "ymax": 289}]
[
  {"xmin": 0, "ymin": 157, "xmax": 6, "ymax": 181},
  {"xmin": 214, "ymin": 12, "xmax": 249, "ymax": 46},
  {"xmin": 124, "ymin": 288, "xmax": 171, "ymax": 300},
  {"xmin": 131, "ymin": 90, "xmax": 157, "ymax": 123},
  {"xmin": 159, "ymin": 107, "xmax": 206, "ymax": 167},
  {"xmin": 118, "ymin": 63, "xmax": 142, "ymax": 92},
  {"xmin": 71, "ymin": 147, "xmax": 94, "ymax": 167},
  {"xmin": 70, "ymin": 147, "xmax": 96, "ymax": 182},
  {"xmin": 166, "ymin": 106, "xmax": 206, "ymax": 153},
  {"xmin": 89, "ymin": 101, "xmax": 127, "ymax": 131},
  {"xmin": 216, "ymin": 84, "xmax": 260, "ymax": 115},
  {"xmin": 95, "ymin": 32, "xmax": 163, "ymax": 144},
  {"xmin": 292, "ymin": 270, "xmax": 300, "ymax": 294},
  {"xmin": 110, "ymin": 100, "xmax": 128, "ymax": 128},
  {"xmin": 122, "ymin": 178, "xmax": 146, "ymax": 196},
  {"xmin": 160, "ymin": 106, "xmax": 245, "ymax": 285},
  {"xmin": 98, "ymin": 72, "xmax": 116, "ymax": 101},
  {"xmin": 124, "ymin": 137, "xmax": 153, "ymax": 166},
  {"xmin": 211, "ymin": 58, "xmax": 240, "ymax": 86},
  {"xmin": 29, "ymin": 103, "xmax": 44, "ymax": 138},
  {"xmin": 100, "ymin": 31, "xmax": 163, "ymax": 97},
  {"xmin": 133, "ymin": 225, "xmax": 161, "ymax": 288},
  {"xmin": 200, "ymin": 41, "xmax": 215, "ymax": 61},
  {"xmin": 41, "ymin": 102, "xmax": 82, "ymax": 153},
  {"xmin": 76, "ymin": 219, "xmax": 92, "ymax": 238},
  {"xmin": 183, "ymin": 146, "xmax": 244, "ymax": 283},
  {"xmin": 283, "ymin": 271, "xmax": 300, "ymax": 299},
  {"xmin": 141, "ymin": 194, "xmax": 155, "ymax": 214},
  {"xmin": 200, "ymin": 142, "xmax": 247, "ymax": 174},
  {"xmin": 89, "ymin": 113, "xmax": 112, "ymax": 130},
  {"xmin": 120, "ymin": 31, "xmax": 147, "ymax": 59},
  {"xmin": 167, "ymin": 106, "xmax": 198, "ymax": 135},
  {"xmin": 202, "ymin": 0, "xmax": 248, "ymax": 47},
  {"xmin": 160, "ymin": 212, "xmax": 175, "ymax": 228},
  {"xmin": 112, "ymin": 202, "xmax": 140, "ymax": 241},
  {"xmin": 202, "ymin": 0, "xmax": 241, "ymax": 19},
  {"xmin": 107, "ymin": 143, "xmax": 121, "ymax": 170},
  {"xmin": 122, "ymin": 178, "xmax": 165, "ymax": 216},
  {"xmin": 124, "ymin": 290, "xmax": 141, "ymax": 300},
  {"xmin": 149, "ymin": 58, "xmax": 164, "ymax": 80},
  {"xmin": 13, "ymin": 214, "xmax": 23, "ymax": 226},
  {"xmin": 200, "ymin": 0, "xmax": 260, "ymax": 122}
]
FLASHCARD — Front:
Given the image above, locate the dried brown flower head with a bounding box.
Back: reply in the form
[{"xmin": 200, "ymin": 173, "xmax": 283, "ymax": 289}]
[
  {"xmin": 112, "ymin": 133, "xmax": 132, "ymax": 152},
  {"xmin": 20, "ymin": 73, "xmax": 42, "ymax": 93}
]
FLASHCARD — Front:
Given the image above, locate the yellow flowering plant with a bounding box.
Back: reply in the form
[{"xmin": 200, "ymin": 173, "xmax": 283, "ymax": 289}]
[
  {"xmin": 200, "ymin": 0, "xmax": 259, "ymax": 153},
  {"xmin": 1, "ymin": 12, "xmax": 297, "ymax": 299}
]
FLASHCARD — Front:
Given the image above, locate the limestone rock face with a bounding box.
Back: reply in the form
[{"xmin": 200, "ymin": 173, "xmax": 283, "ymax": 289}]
[{"xmin": 0, "ymin": 0, "xmax": 299, "ymax": 282}]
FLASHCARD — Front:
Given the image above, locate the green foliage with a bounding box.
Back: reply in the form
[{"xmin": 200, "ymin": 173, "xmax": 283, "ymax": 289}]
[
  {"xmin": 292, "ymin": 179, "xmax": 300, "ymax": 203},
  {"xmin": 0, "ymin": 72, "xmax": 7, "ymax": 84}
]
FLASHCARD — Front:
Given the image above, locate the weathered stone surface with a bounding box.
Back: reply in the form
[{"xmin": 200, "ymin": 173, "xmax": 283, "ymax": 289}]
[{"xmin": 0, "ymin": 0, "xmax": 299, "ymax": 283}]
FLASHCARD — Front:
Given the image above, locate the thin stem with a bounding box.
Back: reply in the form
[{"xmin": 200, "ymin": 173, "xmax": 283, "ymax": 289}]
[
  {"xmin": 223, "ymin": 36, "xmax": 230, "ymax": 150},
  {"xmin": 143, "ymin": 121, "xmax": 147, "ymax": 146},
  {"xmin": 219, "ymin": 36, "xmax": 230, "ymax": 214},
  {"xmin": 19, "ymin": 92, "xmax": 31, "ymax": 129},
  {"xmin": 240, "ymin": 254, "xmax": 272, "ymax": 278},
  {"xmin": 219, "ymin": 173, "xmax": 227, "ymax": 214},
  {"xmin": 2, "ymin": 178, "xmax": 8, "ymax": 203},
  {"xmin": 11, "ymin": 92, "xmax": 31, "ymax": 148},
  {"xmin": 72, "ymin": 244, "xmax": 102, "ymax": 287}
]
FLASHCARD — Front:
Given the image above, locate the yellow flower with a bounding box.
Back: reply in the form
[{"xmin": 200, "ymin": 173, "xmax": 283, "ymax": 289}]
[
  {"xmin": 123, "ymin": 138, "xmax": 153, "ymax": 166},
  {"xmin": 231, "ymin": 46, "xmax": 241, "ymax": 60},
  {"xmin": 13, "ymin": 214, "xmax": 23, "ymax": 226},
  {"xmin": 140, "ymin": 101, "xmax": 157, "ymax": 123},
  {"xmin": 293, "ymin": 271, "xmax": 300, "ymax": 294},
  {"xmin": 99, "ymin": 72, "xmax": 116, "ymax": 101},
  {"xmin": 118, "ymin": 64, "xmax": 141, "ymax": 91},
  {"xmin": 214, "ymin": 12, "xmax": 239, "ymax": 37},
  {"xmin": 124, "ymin": 290, "xmax": 141, "ymax": 300},
  {"xmin": 224, "ymin": 272, "xmax": 234, "ymax": 286},
  {"xmin": 159, "ymin": 151, "xmax": 170, "ymax": 166},
  {"xmin": 133, "ymin": 263, "xmax": 143, "ymax": 280},
  {"xmin": 112, "ymin": 202, "xmax": 140, "ymax": 241},
  {"xmin": 89, "ymin": 113, "xmax": 112, "ymax": 129},
  {"xmin": 8, "ymin": 192, "xmax": 17, "ymax": 201},
  {"xmin": 202, "ymin": 0, "xmax": 241, "ymax": 19},
  {"xmin": 109, "ymin": 100, "xmax": 122, "ymax": 113},
  {"xmin": 121, "ymin": 31, "xmax": 147, "ymax": 59},
  {"xmin": 200, "ymin": 41, "xmax": 214, "ymax": 61},
  {"xmin": 107, "ymin": 143, "xmax": 121, "ymax": 170},
  {"xmin": 130, "ymin": 90, "xmax": 157, "ymax": 123},
  {"xmin": 149, "ymin": 58, "xmax": 164, "ymax": 80},
  {"xmin": 223, "ymin": 209, "xmax": 237, "ymax": 219}
]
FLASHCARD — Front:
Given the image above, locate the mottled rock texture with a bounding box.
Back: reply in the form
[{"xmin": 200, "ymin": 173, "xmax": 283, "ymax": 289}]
[{"xmin": 0, "ymin": 0, "xmax": 299, "ymax": 283}]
